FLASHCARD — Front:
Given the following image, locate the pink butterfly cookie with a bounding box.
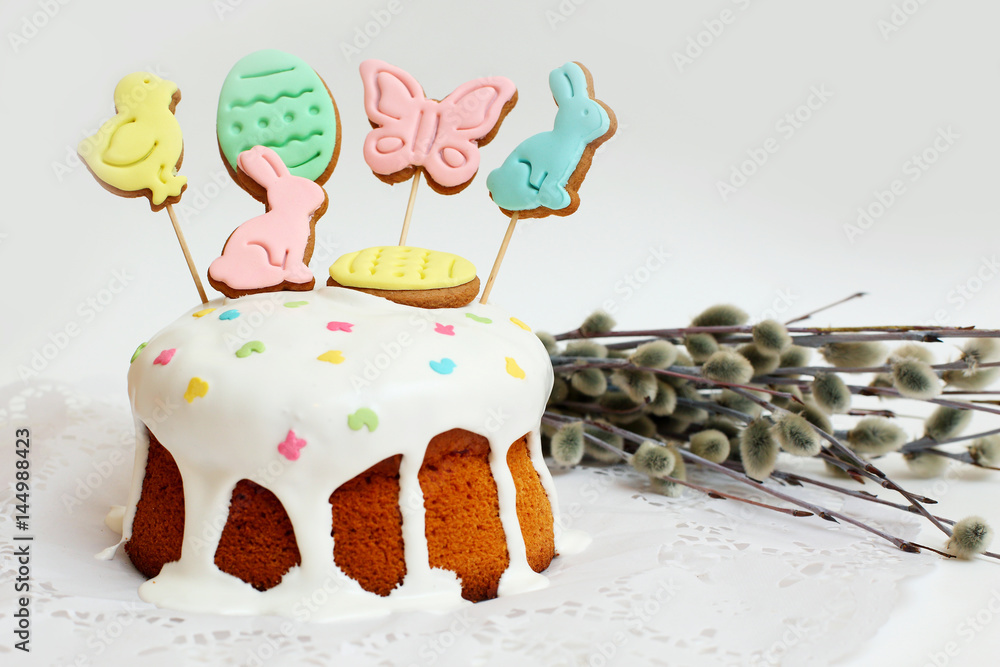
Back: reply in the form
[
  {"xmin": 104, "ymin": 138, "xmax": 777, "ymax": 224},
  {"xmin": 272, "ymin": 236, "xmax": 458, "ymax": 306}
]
[{"xmin": 360, "ymin": 60, "xmax": 517, "ymax": 194}]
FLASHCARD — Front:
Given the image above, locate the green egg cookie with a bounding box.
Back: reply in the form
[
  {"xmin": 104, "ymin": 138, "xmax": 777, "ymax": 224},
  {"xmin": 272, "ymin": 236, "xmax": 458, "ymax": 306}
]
[{"xmin": 217, "ymin": 49, "xmax": 340, "ymax": 185}]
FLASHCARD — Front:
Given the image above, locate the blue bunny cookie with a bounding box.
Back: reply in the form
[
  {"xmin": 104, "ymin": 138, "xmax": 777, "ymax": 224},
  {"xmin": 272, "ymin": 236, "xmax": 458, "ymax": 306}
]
[{"xmin": 486, "ymin": 62, "xmax": 616, "ymax": 218}]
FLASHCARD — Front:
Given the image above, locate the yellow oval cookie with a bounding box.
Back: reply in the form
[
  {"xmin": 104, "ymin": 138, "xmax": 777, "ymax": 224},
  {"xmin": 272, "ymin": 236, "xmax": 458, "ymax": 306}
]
[{"xmin": 329, "ymin": 246, "xmax": 477, "ymax": 291}]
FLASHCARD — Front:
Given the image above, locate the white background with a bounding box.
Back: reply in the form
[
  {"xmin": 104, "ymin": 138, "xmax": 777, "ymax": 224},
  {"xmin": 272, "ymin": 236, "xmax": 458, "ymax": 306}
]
[{"xmin": 2, "ymin": 0, "xmax": 1000, "ymax": 665}]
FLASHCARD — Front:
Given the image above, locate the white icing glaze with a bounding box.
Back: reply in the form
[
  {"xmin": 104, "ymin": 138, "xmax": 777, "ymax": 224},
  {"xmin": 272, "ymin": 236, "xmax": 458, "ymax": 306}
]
[{"xmin": 111, "ymin": 287, "xmax": 572, "ymax": 618}]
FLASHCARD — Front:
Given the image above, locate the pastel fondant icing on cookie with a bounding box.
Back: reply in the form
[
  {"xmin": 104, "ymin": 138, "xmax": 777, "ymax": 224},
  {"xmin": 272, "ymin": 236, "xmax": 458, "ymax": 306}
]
[
  {"xmin": 487, "ymin": 62, "xmax": 616, "ymax": 218},
  {"xmin": 207, "ymin": 146, "xmax": 328, "ymax": 298},
  {"xmin": 329, "ymin": 246, "xmax": 477, "ymax": 291},
  {"xmin": 218, "ymin": 49, "xmax": 341, "ymax": 185},
  {"xmin": 359, "ymin": 59, "xmax": 517, "ymax": 194},
  {"xmin": 78, "ymin": 72, "xmax": 187, "ymax": 210}
]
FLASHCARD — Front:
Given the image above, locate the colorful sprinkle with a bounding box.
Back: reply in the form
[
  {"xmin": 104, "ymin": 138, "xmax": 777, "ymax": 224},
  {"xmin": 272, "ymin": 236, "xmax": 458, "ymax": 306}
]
[
  {"xmin": 327, "ymin": 321, "xmax": 354, "ymax": 333},
  {"xmin": 184, "ymin": 377, "xmax": 209, "ymax": 403},
  {"xmin": 510, "ymin": 317, "xmax": 531, "ymax": 331},
  {"xmin": 278, "ymin": 430, "xmax": 307, "ymax": 461},
  {"xmin": 318, "ymin": 350, "xmax": 345, "ymax": 364},
  {"xmin": 429, "ymin": 358, "xmax": 456, "ymax": 375},
  {"xmin": 284, "ymin": 301, "xmax": 309, "ymax": 308},
  {"xmin": 348, "ymin": 408, "xmax": 379, "ymax": 432},
  {"xmin": 505, "ymin": 357, "xmax": 526, "ymax": 379},
  {"xmin": 465, "ymin": 313, "xmax": 492, "ymax": 324},
  {"xmin": 153, "ymin": 349, "xmax": 176, "ymax": 366},
  {"xmin": 219, "ymin": 309, "xmax": 240, "ymax": 320},
  {"xmin": 236, "ymin": 340, "xmax": 266, "ymax": 358},
  {"xmin": 193, "ymin": 308, "xmax": 216, "ymax": 318},
  {"xmin": 435, "ymin": 323, "xmax": 455, "ymax": 336},
  {"xmin": 130, "ymin": 342, "xmax": 147, "ymax": 364}
]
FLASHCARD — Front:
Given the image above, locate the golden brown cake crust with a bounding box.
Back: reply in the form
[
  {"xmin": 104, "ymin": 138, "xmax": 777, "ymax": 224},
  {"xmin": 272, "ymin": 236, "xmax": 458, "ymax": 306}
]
[{"xmin": 125, "ymin": 428, "xmax": 554, "ymax": 602}]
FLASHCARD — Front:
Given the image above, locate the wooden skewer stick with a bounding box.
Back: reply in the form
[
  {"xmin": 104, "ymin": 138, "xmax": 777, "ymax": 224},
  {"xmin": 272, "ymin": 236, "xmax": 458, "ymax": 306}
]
[
  {"xmin": 165, "ymin": 202, "xmax": 208, "ymax": 304},
  {"xmin": 480, "ymin": 211, "xmax": 519, "ymax": 305},
  {"xmin": 399, "ymin": 168, "xmax": 421, "ymax": 246}
]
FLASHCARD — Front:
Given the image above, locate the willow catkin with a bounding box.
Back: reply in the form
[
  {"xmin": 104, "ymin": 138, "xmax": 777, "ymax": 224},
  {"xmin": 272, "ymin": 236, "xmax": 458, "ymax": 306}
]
[
  {"xmin": 946, "ymin": 516, "xmax": 994, "ymax": 559},
  {"xmin": 891, "ymin": 358, "xmax": 941, "ymax": 400},
  {"xmin": 820, "ymin": 342, "xmax": 889, "ymax": 368},
  {"xmin": 692, "ymin": 304, "xmax": 749, "ymax": 327},
  {"xmin": 772, "ymin": 414, "xmax": 821, "ymax": 456},
  {"xmin": 629, "ymin": 340, "xmax": 677, "ymax": 369},
  {"xmin": 690, "ymin": 429, "xmax": 731, "ymax": 463},
  {"xmin": 969, "ymin": 435, "xmax": 1000, "ymax": 466},
  {"xmin": 631, "ymin": 441, "xmax": 677, "ymax": 477},
  {"xmin": 570, "ymin": 368, "xmax": 607, "ymax": 397},
  {"xmin": 702, "ymin": 349, "xmax": 754, "ymax": 385},
  {"xmin": 685, "ymin": 333, "xmax": 719, "ymax": 362},
  {"xmin": 739, "ymin": 419, "xmax": 779, "ymax": 481},
  {"xmin": 752, "ymin": 320, "xmax": 792, "ymax": 354},
  {"xmin": 737, "ymin": 344, "xmax": 780, "ymax": 376},
  {"xmin": 580, "ymin": 310, "xmax": 616, "ymax": 336},
  {"xmin": 610, "ymin": 368, "xmax": 658, "ymax": 404},
  {"xmin": 551, "ymin": 422, "xmax": 585, "ymax": 466},
  {"xmin": 924, "ymin": 406, "xmax": 972, "ymax": 442},
  {"xmin": 845, "ymin": 418, "xmax": 906, "ymax": 455},
  {"xmin": 811, "ymin": 373, "xmax": 852, "ymax": 414}
]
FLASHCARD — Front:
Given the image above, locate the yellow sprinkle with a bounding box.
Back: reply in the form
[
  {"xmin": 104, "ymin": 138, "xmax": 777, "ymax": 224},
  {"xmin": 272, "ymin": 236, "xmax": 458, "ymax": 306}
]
[
  {"xmin": 510, "ymin": 317, "xmax": 531, "ymax": 331},
  {"xmin": 193, "ymin": 308, "xmax": 216, "ymax": 318},
  {"xmin": 184, "ymin": 377, "xmax": 209, "ymax": 403},
  {"xmin": 505, "ymin": 357, "xmax": 526, "ymax": 379},
  {"xmin": 318, "ymin": 350, "xmax": 345, "ymax": 364}
]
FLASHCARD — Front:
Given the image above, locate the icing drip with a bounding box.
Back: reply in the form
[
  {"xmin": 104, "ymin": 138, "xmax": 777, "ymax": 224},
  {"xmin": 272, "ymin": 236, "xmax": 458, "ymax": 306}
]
[{"xmin": 115, "ymin": 288, "xmax": 569, "ymax": 618}]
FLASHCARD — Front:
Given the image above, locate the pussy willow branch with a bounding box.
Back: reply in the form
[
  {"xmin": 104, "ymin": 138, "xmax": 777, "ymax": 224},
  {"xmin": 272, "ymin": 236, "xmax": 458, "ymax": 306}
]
[
  {"xmin": 549, "ymin": 357, "xmax": 800, "ymax": 402},
  {"xmin": 568, "ymin": 423, "xmax": 813, "ymax": 518},
  {"xmin": 725, "ymin": 387, "xmax": 954, "ymax": 537},
  {"xmin": 785, "ymin": 292, "xmax": 868, "ymax": 325},
  {"xmin": 554, "ymin": 324, "xmax": 1000, "ymax": 343},
  {"xmin": 544, "ymin": 412, "xmax": 924, "ymax": 553}
]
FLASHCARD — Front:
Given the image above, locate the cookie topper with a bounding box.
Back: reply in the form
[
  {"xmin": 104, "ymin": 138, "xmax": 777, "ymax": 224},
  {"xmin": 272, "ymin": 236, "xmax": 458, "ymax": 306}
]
[
  {"xmin": 78, "ymin": 71, "xmax": 208, "ymax": 303},
  {"xmin": 210, "ymin": 50, "xmax": 341, "ymax": 298},
  {"xmin": 359, "ymin": 59, "xmax": 517, "ymax": 245},
  {"xmin": 480, "ymin": 62, "xmax": 617, "ymax": 304},
  {"xmin": 207, "ymin": 146, "xmax": 329, "ymax": 298}
]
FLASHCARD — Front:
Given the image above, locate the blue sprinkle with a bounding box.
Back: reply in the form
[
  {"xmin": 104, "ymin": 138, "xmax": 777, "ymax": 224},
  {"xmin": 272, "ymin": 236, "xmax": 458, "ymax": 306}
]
[
  {"xmin": 429, "ymin": 358, "xmax": 457, "ymax": 375},
  {"xmin": 219, "ymin": 310, "xmax": 240, "ymax": 320}
]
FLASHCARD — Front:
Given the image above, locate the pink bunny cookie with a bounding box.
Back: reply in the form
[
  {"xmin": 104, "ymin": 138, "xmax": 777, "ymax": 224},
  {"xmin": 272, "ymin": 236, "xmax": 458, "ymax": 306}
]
[{"xmin": 208, "ymin": 146, "xmax": 328, "ymax": 298}]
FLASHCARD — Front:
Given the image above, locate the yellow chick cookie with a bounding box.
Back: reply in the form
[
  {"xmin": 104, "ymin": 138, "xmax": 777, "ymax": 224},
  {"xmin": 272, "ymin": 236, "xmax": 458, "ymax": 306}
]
[{"xmin": 78, "ymin": 72, "xmax": 187, "ymax": 210}]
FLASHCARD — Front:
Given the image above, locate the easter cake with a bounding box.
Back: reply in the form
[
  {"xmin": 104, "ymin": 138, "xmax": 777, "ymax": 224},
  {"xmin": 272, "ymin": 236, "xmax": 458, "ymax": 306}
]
[{"xmin": 119, "ymin": 287, "xmax": 557, "ymax": 615}]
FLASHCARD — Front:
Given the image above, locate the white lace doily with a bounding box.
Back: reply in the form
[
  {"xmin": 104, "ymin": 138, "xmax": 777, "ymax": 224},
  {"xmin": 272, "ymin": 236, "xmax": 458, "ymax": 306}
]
[{"xmin": 0, "ymin": 381, "xmax": 940, "ymax": 666}]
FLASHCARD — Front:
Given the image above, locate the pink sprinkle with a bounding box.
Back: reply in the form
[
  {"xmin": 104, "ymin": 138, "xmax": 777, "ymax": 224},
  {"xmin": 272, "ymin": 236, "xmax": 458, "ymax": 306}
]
[
  {"xmin": 278, "ymin": 430, "xmax": 307, "ymax": 461},
  {"xmin": 327, "ymin": 321, "xmax": 354, "ymax": 332},
  {"xmin": 435, "ymin": 323, "xmax": 455, "ymax": 336},
  {"xmin": 153, "ymin": 349, "xmax": 176, "ymax": 366}
]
